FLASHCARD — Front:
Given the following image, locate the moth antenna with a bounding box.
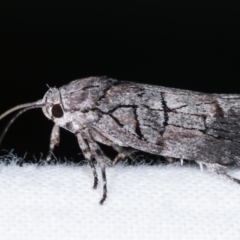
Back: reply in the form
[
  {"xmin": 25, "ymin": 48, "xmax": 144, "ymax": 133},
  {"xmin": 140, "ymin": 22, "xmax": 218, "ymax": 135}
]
[
  {"xmin": 0, "ymin": 102, "xmax": 38, "ymax": 121},
  {"xmin": 0, "ymin": 103, "xmax": 43, "ymax": 146}
]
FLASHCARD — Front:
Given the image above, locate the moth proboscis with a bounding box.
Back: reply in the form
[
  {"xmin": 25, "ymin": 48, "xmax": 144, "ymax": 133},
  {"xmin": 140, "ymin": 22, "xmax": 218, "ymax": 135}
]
[{"xmin": 1, "ymin": 76, "xmax": 240, "ymax": 204}]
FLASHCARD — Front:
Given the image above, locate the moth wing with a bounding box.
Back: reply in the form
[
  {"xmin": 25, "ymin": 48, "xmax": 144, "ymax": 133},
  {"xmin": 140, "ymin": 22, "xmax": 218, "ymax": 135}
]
[{"xmin": 93, "ymin": 81, "xmax": 240, "ymax": 164}]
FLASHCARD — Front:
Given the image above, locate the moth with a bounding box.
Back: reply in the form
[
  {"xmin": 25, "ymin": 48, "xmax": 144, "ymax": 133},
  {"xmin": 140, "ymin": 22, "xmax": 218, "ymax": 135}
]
[{"xmin": 1, "ymin": 76, "xmax": 240, "ymax": 204}]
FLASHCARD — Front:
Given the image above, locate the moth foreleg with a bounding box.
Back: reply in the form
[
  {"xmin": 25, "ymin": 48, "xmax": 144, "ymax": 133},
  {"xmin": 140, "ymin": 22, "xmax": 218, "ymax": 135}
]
[
  {"xmin": 46, "ymin": 124, "xmax": 60, "ymax": 162},
  {"xmin": 76, "ymin": 133, "xmax": 98, "ymax": 189}
]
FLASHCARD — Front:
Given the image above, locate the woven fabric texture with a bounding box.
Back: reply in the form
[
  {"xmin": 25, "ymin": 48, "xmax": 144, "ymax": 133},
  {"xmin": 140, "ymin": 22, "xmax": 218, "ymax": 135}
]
[{"xmin": 0, "ymin": 157, "xmax": 240, "ymax": 240}]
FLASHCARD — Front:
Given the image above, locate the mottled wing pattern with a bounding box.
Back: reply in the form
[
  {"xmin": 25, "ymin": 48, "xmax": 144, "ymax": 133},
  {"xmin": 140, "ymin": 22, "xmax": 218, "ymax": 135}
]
[
  {"xmin": 61, "ymin": 77, "xmax": 240, "ymax": 165},
  {"xmin": 95, "ymin": 81, "xmax": 240, "ymax": 165}
]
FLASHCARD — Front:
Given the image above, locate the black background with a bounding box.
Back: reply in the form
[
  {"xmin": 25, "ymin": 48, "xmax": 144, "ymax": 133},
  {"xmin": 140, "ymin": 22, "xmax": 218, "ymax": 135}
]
[{"xmin": 0, "ymin": 0, "xmax": 240, "ymax": 162}]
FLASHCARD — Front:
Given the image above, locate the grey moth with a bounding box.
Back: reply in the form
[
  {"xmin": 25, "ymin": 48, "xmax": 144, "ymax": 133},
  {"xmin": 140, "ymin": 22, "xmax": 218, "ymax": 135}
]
[{"xmin": 1, "ymin": 76, "xmax": 240, "ymax": 204}]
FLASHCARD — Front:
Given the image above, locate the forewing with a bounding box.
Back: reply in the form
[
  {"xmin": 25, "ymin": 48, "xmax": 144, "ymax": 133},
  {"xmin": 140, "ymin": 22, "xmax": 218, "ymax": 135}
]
[
  {"xmin": 94, "ymin": 80, "xmax": 240, "ymax": 164},
  {"xmin": 59, "ymin": 77, "xmax": 240, "ymax": 164}
]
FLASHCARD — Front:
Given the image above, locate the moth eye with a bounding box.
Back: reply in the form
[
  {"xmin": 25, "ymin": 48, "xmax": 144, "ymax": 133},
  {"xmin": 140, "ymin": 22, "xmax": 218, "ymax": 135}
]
[{"xmin": 52, "ymin": 104, "xmax": 64, "ymax": 118}]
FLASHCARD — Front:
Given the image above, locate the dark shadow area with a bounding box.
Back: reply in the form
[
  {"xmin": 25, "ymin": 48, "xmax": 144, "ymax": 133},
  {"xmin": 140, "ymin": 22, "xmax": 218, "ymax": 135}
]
[{"xmin": 0, "ymin": 0, "xmax": 240, "ymax": 162}]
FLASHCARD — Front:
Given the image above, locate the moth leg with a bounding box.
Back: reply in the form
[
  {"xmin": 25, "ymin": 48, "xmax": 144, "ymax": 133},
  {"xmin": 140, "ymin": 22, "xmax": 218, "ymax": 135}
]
[
  {"xmin": 89, "ymin": 159, "xmax": 98, "ymax": 189},
  {"xmin": 83, "ymin": 131, "xmax": 113, "ymax": 204},
  {"xmin": 201, "ymin": 162, "xmax": 240, "ymax": 184},
  {"xmin": 165, "ymin": 156, "xmax": 174, "ymax": 163},
  {"xmin": 99, "ymin": 165, "xmax": 107, "ymax": 205},
  {"xmin": 180, "ymin": 158, "xmax": 184, "ymax": 166},
  {"xmin": 87, "ymin": 139, "xmax": 111, "ymax": 204},
  {"xmin": 46, "ymin": 124, "xmax": 60, "ymax": 162},
  {"xmin": 112, "ymin": 145, "xmax": 137, "ymax": 165},
  {"xmin": 91, "ymin": 128, "xmax": 137, "ymax": 164},
  {"xmin": 90, "ymin": 128, "xmax": 113, "ymax": 146},
  {"xmin": 91, "ymin": 128, "xmax": 133, "ymax": 164},
  {"xmin": 76, "ymin": 133, "xmax": 98, "ymax": 189},
  {"xmin": 80, "ymin": 129, "xmax": 112, "ymax": 204},
  {"xmin": 113, "ymin": 153, "xmax": 126, "ymax": 165},
  {"xmin": 196, "ymin": 161, "xmax": 204, "ymax": 171},
  {"xmin": 91, "ymin": 129, "xmax": 137, "ymax": 165}
]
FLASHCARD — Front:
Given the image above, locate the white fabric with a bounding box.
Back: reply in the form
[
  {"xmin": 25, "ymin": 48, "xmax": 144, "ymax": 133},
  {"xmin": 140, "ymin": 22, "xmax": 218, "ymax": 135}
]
[{"xmin": 1, "ymin": 156, "xmax": 240, "ymax": 240}]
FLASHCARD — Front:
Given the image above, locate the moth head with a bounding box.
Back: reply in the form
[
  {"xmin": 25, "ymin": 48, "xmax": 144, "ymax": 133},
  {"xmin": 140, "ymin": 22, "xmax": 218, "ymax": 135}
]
[
  {"xmin": 0, "ymin": 87, "xmax": 65, "ymax": 146},
  {"xmin": 41, "ymin": 87, "xmax": 64, "ymax": 120}
]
